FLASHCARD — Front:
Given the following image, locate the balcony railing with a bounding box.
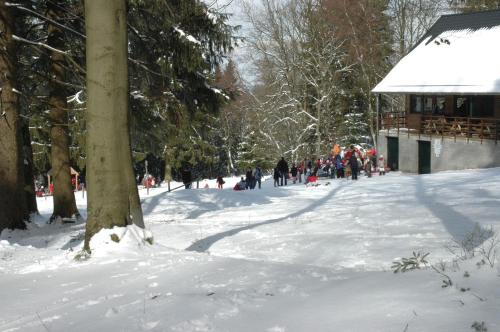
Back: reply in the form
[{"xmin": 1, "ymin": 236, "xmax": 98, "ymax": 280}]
[{"xmin": 379, "ymin": 112, "xmax": 500, "ymax": 144}]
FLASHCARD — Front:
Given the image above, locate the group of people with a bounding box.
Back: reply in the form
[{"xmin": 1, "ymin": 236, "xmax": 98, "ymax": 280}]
[
  {"xmin": 224, "ymin": 144, "xmax": 387, "ymax": 191},
  {"xmin": 232, "ymin": 166, "xmax": 264, "ymax": 190},
  {"xmin": 271, "ymin": 145, "xmax": 387, "ymax": 186}
]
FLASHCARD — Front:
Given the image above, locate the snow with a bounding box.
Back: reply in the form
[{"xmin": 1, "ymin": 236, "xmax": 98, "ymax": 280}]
[
  {"xmin": 131, "ymin": 90, "xmax": 147, "ymax": 100},
  {"xmin": 1, "ymin": 169, "xmax": 500, "ymax": 331},
  {"xmin": 204, "ymin": 82, "xmax": 230, "ymax": 100},
  {"xmin": 67, "ymin": 90, "xmax": 85, "ymax": 105},
  {"xmin": 173, "ymin": 27, "xmax": 201, "ymax": 46},
  {"xmin": 373, "ymin": 21, "xmax": 500, "ymax": 94}
]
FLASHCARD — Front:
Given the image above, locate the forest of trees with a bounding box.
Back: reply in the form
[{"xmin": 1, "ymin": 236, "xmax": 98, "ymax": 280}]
[{"xmin": 0, "ymin": 0, "xmax": 499, "ymax": 248}]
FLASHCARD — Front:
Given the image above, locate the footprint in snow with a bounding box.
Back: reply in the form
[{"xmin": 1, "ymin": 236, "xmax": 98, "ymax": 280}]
[{"xmin": 105, "ymin": 307, "xmax": 119, "ymax": 317}]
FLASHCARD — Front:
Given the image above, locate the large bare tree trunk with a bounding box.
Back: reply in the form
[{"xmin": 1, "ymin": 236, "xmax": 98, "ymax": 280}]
[
  {"xmin": 47, "ymin": 1, "xmax": 79, "ymax": 221},
  {"xmin": 84, "ymin": 0, "xmax": 144, "ymax": 251},
  {"xmin": 0, "ymin": 1, "xmax": 28, "ymax": 231}
]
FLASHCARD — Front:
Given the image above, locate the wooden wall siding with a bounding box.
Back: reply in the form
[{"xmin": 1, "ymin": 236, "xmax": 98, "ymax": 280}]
[{"xmin": 407, "ymin": 113, "xmax": 421, "ymax": 130}]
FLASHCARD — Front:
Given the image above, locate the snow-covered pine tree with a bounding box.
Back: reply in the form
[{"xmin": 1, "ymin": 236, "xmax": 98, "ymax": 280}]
[
  {"xmin": 127, "ymin": 0, "xmax": 238, "ymax": 180},
  {"xmin": 215, "ymin": 59, "xmax": 247, "ymax": 174}
]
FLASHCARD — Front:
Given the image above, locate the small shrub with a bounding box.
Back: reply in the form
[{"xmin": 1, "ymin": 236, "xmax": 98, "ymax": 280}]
[
  {"xmin": 392, "ymin": 251, "xmax": 429, "ymax": 273},
  {"xmin": 471, "ymin": 321, "xmax": 487, "ymax": 332}
]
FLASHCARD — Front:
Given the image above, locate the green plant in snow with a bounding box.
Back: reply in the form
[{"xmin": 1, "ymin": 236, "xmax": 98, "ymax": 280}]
[
  {"xmin": 471, "ymin": 321, "xmax": 487, "ymax": 332},
  {"xmin": 392, "ymin": 251, "xmax": 429, "ymax": 273}
]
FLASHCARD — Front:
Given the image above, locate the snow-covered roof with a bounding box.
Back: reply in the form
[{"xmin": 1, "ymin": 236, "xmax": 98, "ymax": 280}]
[{"xmin": 372, "ymin": 9, "xmax": 500, "ymax": 95}]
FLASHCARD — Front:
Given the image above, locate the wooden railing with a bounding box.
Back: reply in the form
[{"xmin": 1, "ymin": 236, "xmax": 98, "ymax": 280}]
[
  {"xmin": 379, "ymin": 113, "xmax": 500, "ymax": 144},
  {"xmin": 379, "ymin": 112, "xmax": 407, "ymax": 135}
]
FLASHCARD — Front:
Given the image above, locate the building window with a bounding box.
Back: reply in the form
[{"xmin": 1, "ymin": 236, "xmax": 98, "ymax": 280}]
[
  {"xmin": 424, "ymin": 97, "xmax": 433, "ymax": 113},
  {"xmin": 455, "ymin": 97, "xmax": 468, "ymax": 117},
  {"xmin": 411, "ymin": 95, "xmax": 423, "ymax": 113},
  {"xmin": 471, "ymin": 96, "xmax": 494, "ymax": 118},
  {"xmin": 454, "ymin": 95, "xmax": 494, "ymax": 118},
  {"xmin": 435, "ymin": 97, "xmax": 446, "ymax": 115}
]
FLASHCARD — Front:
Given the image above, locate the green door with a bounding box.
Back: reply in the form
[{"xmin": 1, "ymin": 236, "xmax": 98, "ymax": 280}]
[
  {"xmin": 418, "ymin": 141, "xmax": 431, "ymax": 174},
  {"xmin": 387, "ymin": 137, "xmax": 399, "ymax": 171}
]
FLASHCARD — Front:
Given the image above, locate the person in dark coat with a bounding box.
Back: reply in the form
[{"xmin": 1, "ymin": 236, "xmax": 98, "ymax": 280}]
[
  {"xmin": 277, "ymin": 157, "xmax": 289, "ymax": 186},
  {"xmin": 245, "ymin": 169, "xmax": 254, "ymax": 190},
  {"xmin": 349, "ymin": 153, "xmax": 359, "ymax": 180},
  {"xmin": 334, "ymin": 154, "xmax": 344, "ymax": 178},
  {"xmin": 216, "ymin": 175, "xmax": 225, "ymax": 189},
  {"xmin": 254, "ymin": 166, "xmax": 263, "ymax": 189},
  {"xmin": 181, "ymin": 167, "xmax": 192, "ymax": 189},
  {"xmin": 273, "ymin": 167, "xmax": 280, "ymax": 187}
]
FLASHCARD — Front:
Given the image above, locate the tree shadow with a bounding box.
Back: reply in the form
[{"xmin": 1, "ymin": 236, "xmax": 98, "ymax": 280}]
[
  {"xmin": 141, "ymin": 183, "xmax": 291, "ymax": 219},
  {"xmin": 185, "ymin": 184, "xmax": 349, "ymax": 253},
  {"xmin": 414, "ymin": 176, "xmax": 492, "ymax": 246}
]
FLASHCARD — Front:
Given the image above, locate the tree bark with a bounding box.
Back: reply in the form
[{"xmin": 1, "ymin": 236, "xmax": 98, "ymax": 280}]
[
  {"xmin": 84, "ymin": 0, "xmax": 144, "ymax": 251},
  {"xmin": 124, "ymin": 133, "xmax": 144, "ymax": 228},
  {"xmin": 47, "ymin": 0, "xmax": 79, "ymax": 221},
  {"xmin": 22, "ymin": 122, "xmax": 38, "ymax": 214},
  {"xmin": 316, "ymin": 101, "xmax": 321, "ymax": 157},
  {"xmin": 0, "ymin": 1, "xmax": 28, "ymax": 231}
]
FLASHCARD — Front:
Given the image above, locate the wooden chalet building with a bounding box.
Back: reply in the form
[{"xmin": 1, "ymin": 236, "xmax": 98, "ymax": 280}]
[{"xmin": 372, "ymin": 9, "xmax": 500, "ymax": 174}]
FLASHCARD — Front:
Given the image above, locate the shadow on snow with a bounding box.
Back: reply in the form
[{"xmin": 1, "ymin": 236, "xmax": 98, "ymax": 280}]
[{"xmin": 185, "ymin": 183, "xmax": 349, "ymax": 253}]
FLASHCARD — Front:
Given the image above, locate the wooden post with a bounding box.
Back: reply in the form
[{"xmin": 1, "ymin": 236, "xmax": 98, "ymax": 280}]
[
  {"xmin": 441, "ymin": 117, "xmax": 444, "ymax": 141},
  {"xmin": 430, "ymin": 116, "xmax": 433, "ymax": 141},
  {"xmin": 467, "ymin": 117, "xmax": 470, "ymax": 143},
  {"xmin": 397, "ymin": 111, "xmax": 400, "ymax": 136},
  {"xmin": 375, "ymin": 94, "xmax": 380, "ymax": 153},
  {"xmin": 145, "ymin": 160, "xmax": 149, "ymax": 195},
  {"xmin": 480, "ymin": 121, "xmax": 484, "ymax": 144},
  {"xmin": 496, "ymin": 119, "xmax": 498, "ymax": 145}
]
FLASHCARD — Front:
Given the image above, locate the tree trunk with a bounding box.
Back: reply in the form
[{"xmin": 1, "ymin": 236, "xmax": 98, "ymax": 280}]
[
  {"xmin": 0, "ymin": 1, "xmax": 28, "ymax": 231},
  {"xmin": 124, "ymin": 131, "xmax": 144, "ymax": 228},
  {"xmin": 227, "ymin": 146, "xmax": 234, "ymax": 175},
  {"xmin": 22, "ymin": 122, "xmax": 38, "ymax": 214},
  {"xmin": 84, "ymin": 0, "xmax": 144, "ymax": 251},
  {"xmin": 47, "ymin": 1, "xmax": 79, "ymax": 221},
  {"xmin": 163, "ymin": 146, "xmax": 173, "ymax": 181},
  {"xmin": 316, "ymin": 101, "xmax": 321, "ymax": 157}
]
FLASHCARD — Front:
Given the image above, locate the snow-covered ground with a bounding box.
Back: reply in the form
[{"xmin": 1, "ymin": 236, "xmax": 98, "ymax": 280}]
[{"xmin": 1, "ymin": 169, "xmax": 500, "ymax": 331}]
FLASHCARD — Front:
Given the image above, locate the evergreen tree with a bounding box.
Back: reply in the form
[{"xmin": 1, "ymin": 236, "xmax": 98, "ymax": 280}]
[
  {"xmin": 215, "ymin": 59, "xmax": 246, "ymax": 174},
  {"xmin": 10, "ymin": 0, "xmax": 86, "ymax": 216},
  {"xmin": 0, "ymin": 0, "xmax": 29, "ymax": 231},
  {"xmin": 126, "ymin": 0, "xmax": 238, "ymax": 180},
  {"xmin": 47, "ymin": 0, "xmax": 80, "ymax": 221}
]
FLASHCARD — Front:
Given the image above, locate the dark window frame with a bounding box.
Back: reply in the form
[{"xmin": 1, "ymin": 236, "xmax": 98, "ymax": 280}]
[{"xmin": 453, "ymin": 95, "xmax": 494, "ymax": 118}]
